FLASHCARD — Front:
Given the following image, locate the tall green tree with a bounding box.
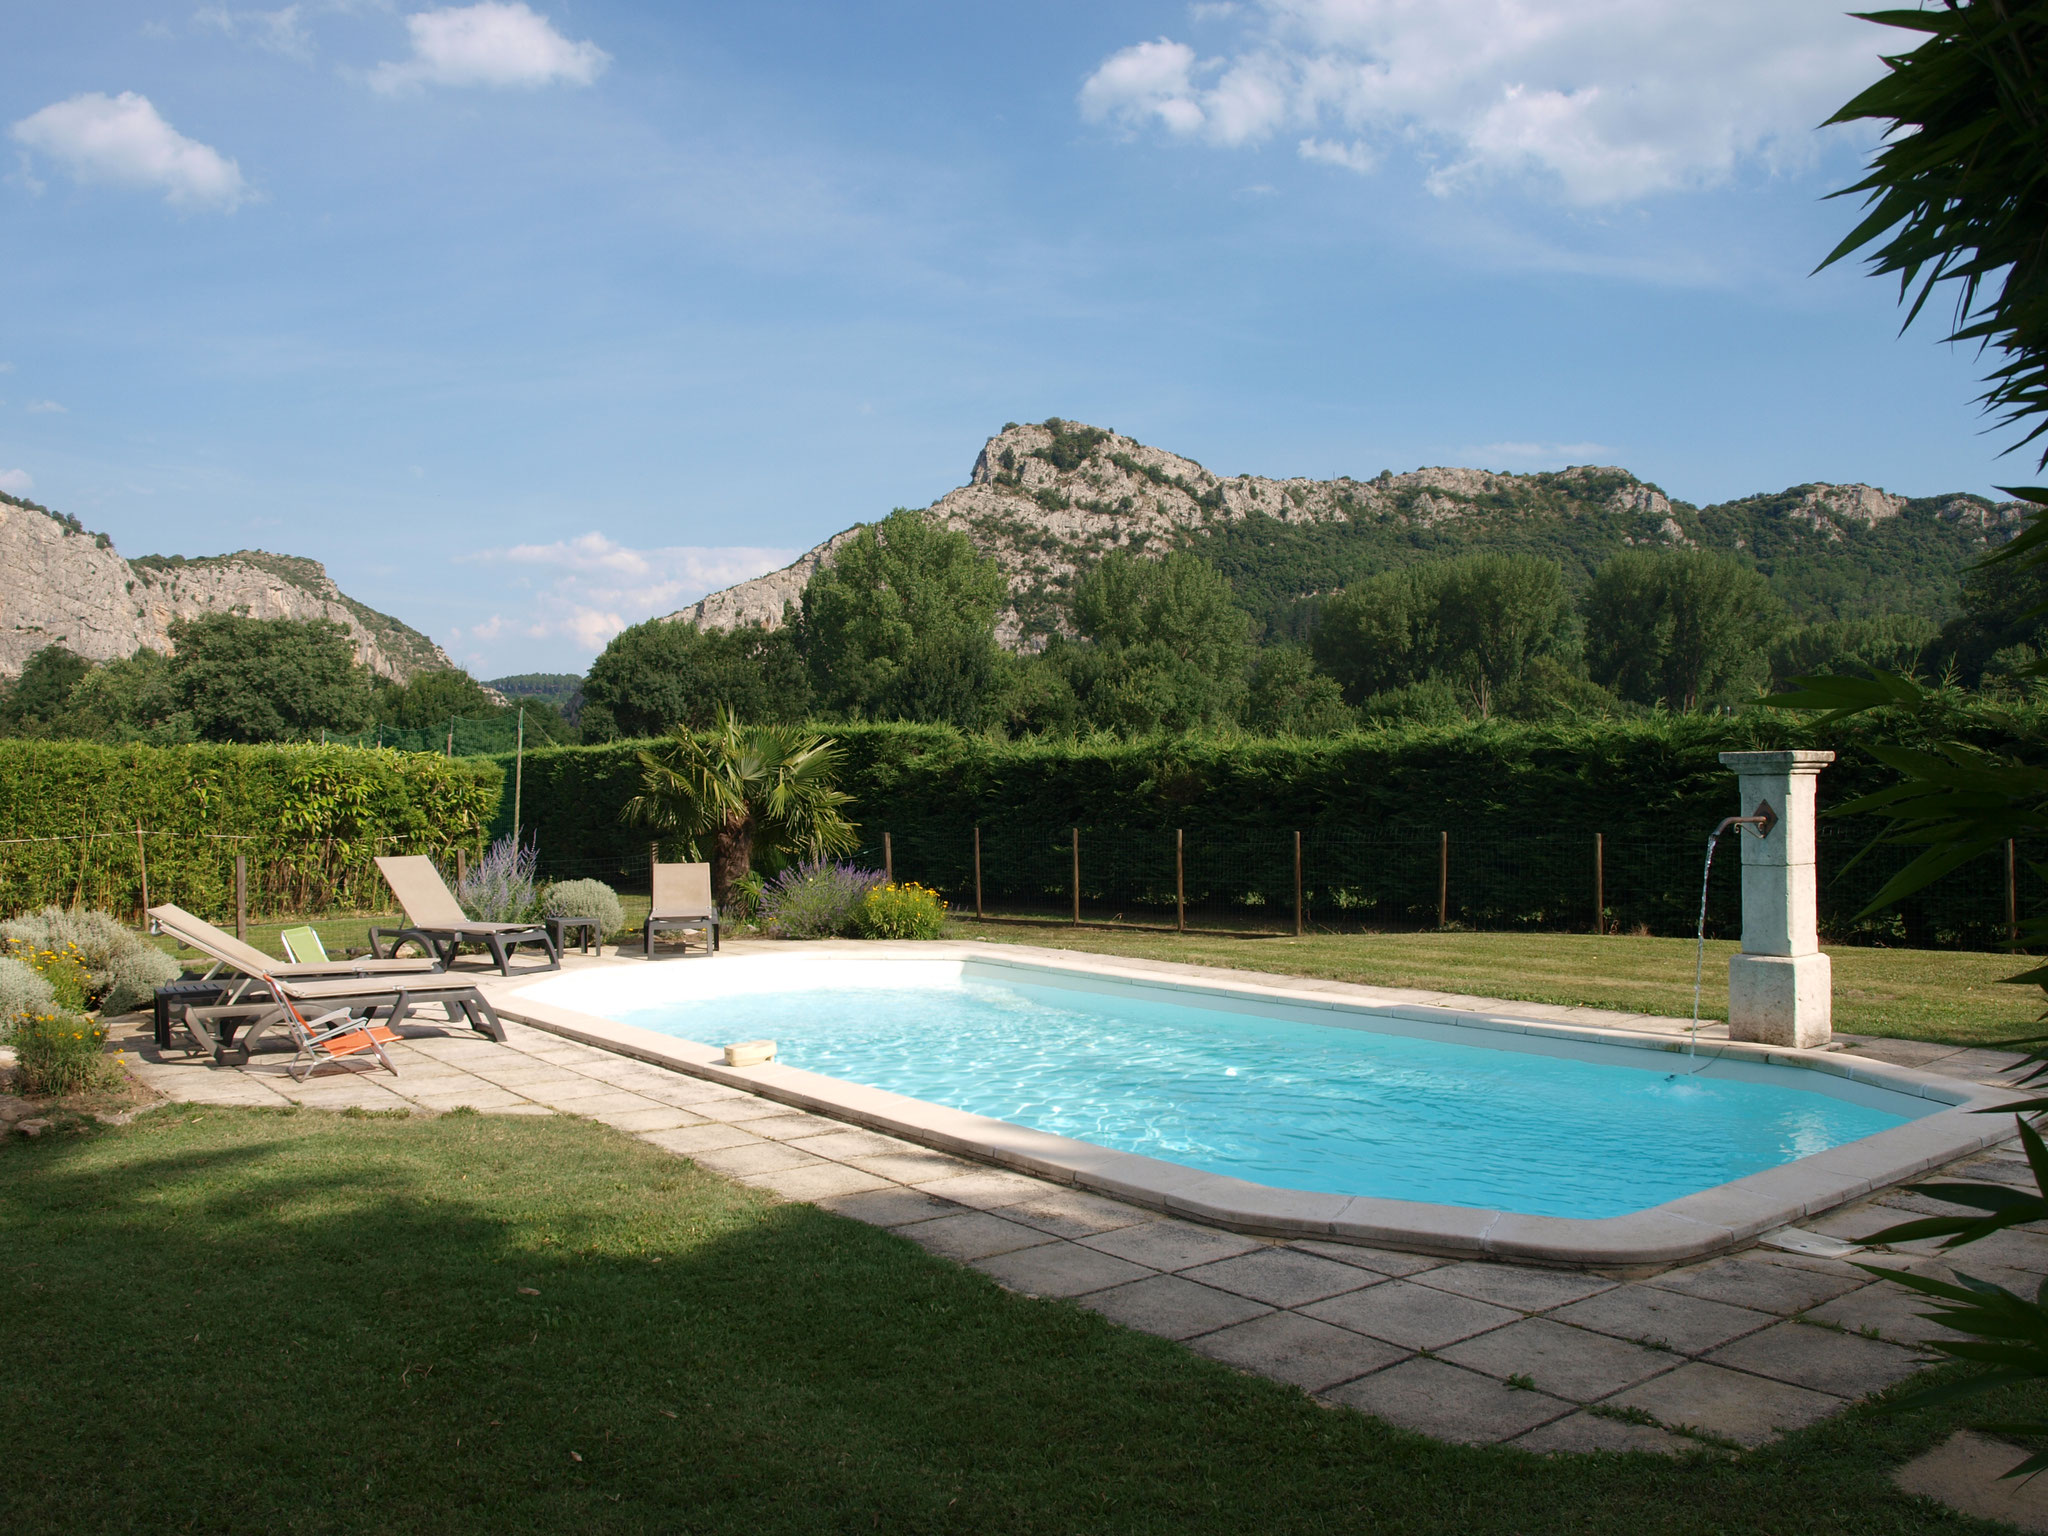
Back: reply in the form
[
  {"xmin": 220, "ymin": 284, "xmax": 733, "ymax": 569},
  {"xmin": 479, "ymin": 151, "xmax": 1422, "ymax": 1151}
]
[
  {"xmin": 621, "ymin": 708, "xmax": 858, "ymax": 907},
  {"xmin": 1059, "ymin": 549, "xmax": 1251, "ymax": 733},
  {"xmin": 1583, "ymin": 549, "xmax": 1780, "ymax": 711},
  {"xmin": 379, "ymin": 668, "xmax": 494, "ymax": 728},
  {"xmin": 1312, "ymin": 552, "xmax": 1568, "ymax": 716},
  {"xmin": 1242, "ymin": 644, "xmax": 1355, "ymax": 736},
  {"xmin": 582, "ymin": 619, "xmax": 809, "ymax": 740},
  {"xmin": 796, "ymin": 510, "xmax": 1008, "ymax": 728},
  {"xmin": 50, "ymin": 649, "xmax": 190, "ymax": 743},
  {"xmin": 1769, "ymin": 615, "xmax": 1938, "ymax": 690},
  {"xmin": 0, "ymin": 645, "xmax": 91, "ymax": 736},
  {"xmin": 167, "ymin": 615, "xmax": 377, "ymax": 743}
]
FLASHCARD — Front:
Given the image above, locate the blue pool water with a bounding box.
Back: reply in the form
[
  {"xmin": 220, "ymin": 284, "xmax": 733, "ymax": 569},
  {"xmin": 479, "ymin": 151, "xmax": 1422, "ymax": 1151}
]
[{"xmin": 616, "ymin": 972, "xmax": 1922, "ymax": 1218}]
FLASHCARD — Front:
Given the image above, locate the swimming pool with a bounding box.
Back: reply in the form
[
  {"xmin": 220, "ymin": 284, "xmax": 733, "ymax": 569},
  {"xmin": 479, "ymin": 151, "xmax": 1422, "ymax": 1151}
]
[{"xmin": 509, "ymin": 951, "xmax": 1958, "ymax": 1224}]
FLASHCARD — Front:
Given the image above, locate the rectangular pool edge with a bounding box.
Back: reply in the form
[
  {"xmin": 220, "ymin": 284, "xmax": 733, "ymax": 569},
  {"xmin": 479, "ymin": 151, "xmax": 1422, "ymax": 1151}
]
[{"xmin": 489, "ymin": 943, "xmax": 2023, "ymax": 1271}]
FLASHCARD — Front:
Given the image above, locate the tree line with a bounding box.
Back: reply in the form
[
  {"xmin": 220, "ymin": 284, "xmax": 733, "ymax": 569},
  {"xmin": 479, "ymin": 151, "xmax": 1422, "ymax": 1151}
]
[
  {"xmin": 577, "ymin": 507, "xmax": 2044, "ymax": 740},
  {"xmin": 6, "ymin": 504, "xmax": 2041, "ymax": 748},
  {"xmin": 0, "ymin": 614, "xmax": 574, "ymax": 747}
]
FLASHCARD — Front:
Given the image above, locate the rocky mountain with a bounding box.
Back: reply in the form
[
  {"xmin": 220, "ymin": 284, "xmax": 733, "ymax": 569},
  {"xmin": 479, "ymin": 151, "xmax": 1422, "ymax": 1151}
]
[
  {"xmin": 669, "ymin": 420, "xmax": 2029, "ymax": 647},
  {"xmin": 0, "ymin": 492, "xmax": 451, "ymax": 681}
]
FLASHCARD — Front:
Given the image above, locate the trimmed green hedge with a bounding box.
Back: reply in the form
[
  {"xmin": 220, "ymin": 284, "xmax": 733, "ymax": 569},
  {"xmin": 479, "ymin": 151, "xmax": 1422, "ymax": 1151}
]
[
  {"xmin": 488, "ymin": 713, "xmax": 2043, "ymax": 946},
  {"xmin": 0, "ymin": 741, "xmax": 501, "ymax": 922}
]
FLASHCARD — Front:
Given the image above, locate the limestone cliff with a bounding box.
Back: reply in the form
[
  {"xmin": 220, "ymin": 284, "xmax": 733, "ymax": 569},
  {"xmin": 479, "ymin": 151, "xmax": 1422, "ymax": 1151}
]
[
  {"xmin": 667, "ymin": 420, "xmax": 2027, "ymax": 648},
  {"xmin": 0, "ymin": 494, "xmax": 451, "ymax": 680}
]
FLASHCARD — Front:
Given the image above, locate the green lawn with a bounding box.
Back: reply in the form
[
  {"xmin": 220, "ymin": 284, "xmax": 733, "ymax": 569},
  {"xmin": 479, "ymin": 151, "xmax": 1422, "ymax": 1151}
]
[
  {"xmin": 2, "ymin": 1105, "xmax": 2038, "ymax": 1535},
  {"xmin": 947, "ymin": 919, "xmax": 2043, "ymax": 1049}
]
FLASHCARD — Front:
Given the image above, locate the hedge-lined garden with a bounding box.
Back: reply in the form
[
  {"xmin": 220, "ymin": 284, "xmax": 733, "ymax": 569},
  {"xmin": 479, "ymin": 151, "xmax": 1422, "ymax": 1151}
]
[
  {"xmin": 487, "ymin": 709, "xmax": 2048, "ymax": 948},
  {"xmin": 2, "ymin": 707, "xmax": 2035, "ymax": 946},
  {"xmin": 0, "ymin": 740, "xmax": 500, "ymax": 920}
]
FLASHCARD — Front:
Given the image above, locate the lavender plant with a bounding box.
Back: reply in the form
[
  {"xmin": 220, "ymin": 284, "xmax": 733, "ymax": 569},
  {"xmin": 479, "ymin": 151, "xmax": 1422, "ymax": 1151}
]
[
  {"xmin": 756, "ymin": 859, "xmax": 883, "ymax": 940},
  {"xmin": 458, "ymin": 837, "xmax": 541, "ymax": 924}
]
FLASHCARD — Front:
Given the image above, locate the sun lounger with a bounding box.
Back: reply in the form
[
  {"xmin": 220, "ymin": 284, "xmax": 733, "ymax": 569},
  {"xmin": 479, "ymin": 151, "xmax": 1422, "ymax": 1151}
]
[
  {"xmin": 178, "ymin": 969, "xmax": 506, "ymax": 1065},
  {"xmin": 645, "ymin": 861, "xmax": 719, "ymax": 960},
  {"xmin": 147, "ymin": 903, "xmax": 443, "ymax": 1010},
  {"xmin": 371, "ymin": 855, "xmax": 559, "ymax": 975}
]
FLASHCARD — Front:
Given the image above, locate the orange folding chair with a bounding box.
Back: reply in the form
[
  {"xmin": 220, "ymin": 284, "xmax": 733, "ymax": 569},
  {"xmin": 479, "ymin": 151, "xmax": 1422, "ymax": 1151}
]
[{"xmin": 268, "ymin": 979, "xmax": 403, "ymax": 1082}]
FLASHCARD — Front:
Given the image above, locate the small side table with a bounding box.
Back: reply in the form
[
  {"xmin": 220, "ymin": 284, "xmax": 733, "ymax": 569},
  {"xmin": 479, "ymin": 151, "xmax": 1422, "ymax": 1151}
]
[
  {"xmin": 547, "ymin": 916, "xmax": 602, "ymax": 956},
  {"xmin": 154, "ymin": 980, "xmax": 230, "ymax": 1051}
]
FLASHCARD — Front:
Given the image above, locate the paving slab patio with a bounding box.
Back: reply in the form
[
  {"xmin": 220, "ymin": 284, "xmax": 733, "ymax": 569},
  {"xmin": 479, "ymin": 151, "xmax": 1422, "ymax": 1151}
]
[
  {"xmin": 1301, "ymin": 1279, "xmax": 1519, "ymax": 1352},
  {"xmin": 1609, "ymin": 1361, "xmax": 1845, "ymax": 1448},
  {"xmin": 1438, "ymin": 1317, "xmax": 1677, "ymax": 1403},
  {"xmin": 1326, "ymin": 1358, "xmax": 1574, "ymax": 1445},
  {"xmin": 1704, "ymin": 1320, "xmax": 1930, "ymax": 1398},
  {"xmin": 102, "ymin": 943, "xmax": 2038, "ymax": 1461},
  {"xmin": 1080, "ymin": 1274, "xmax": 1274, "ymax": 1340},
  {"xmin": 1189, "ymin": 1310, "xmax": 1408, "ymax": 1393}
]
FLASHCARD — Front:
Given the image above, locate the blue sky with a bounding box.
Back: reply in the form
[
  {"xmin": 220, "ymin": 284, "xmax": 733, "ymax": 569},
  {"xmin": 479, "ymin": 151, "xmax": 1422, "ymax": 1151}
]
[{"xmin": 0, "ymin": 1, "xmax": 2016, "ymax": 677}]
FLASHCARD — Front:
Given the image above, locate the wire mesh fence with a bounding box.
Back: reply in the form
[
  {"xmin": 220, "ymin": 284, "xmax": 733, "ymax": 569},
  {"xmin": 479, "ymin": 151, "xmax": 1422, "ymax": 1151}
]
[
  {"xmin": 3, "ymin": 817, "xmax": 2030, "ymax": 953},
  {"xmin": 843, "ymin": 820, "xmax": 2037, "ymax": 951}
]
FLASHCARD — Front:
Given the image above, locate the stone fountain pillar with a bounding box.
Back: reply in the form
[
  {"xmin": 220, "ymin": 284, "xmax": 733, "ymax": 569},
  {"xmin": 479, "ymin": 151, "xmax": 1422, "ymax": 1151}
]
[{"xmin": 1717, "ymin": 750, "xmax": 1835, "ymax": 1048}]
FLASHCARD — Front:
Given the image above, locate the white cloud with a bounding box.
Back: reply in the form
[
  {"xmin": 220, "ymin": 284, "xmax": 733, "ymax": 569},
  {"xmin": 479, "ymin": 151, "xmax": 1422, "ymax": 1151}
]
[
  {"xmin": 370, "ymin": 2, "xmax": 609, "ymax": 93},
  {"xmin": 24, "ymin": 400, "xmax": 65, "ymax": 414},
  {"xmin": 10, "ymin": 92, "xmax": 248, "ymax": 209},
  {"xmin": 0, "ymin": 469, "xmax": 34, "ymax": 496},
  {"xmin": 1298, "ymin": 136, "xmax": 1373, "ymax": 173},
  {"xmin": 463, "ymin": 534, "xmax": 796, "ymax": 654},
  {"xmin": 195, "ymin": 4, "xmax": 314, "ymax": 60},
  {"xmin": 1079, "ymin": 1, "xmax": 1884, "ymax": 204}
]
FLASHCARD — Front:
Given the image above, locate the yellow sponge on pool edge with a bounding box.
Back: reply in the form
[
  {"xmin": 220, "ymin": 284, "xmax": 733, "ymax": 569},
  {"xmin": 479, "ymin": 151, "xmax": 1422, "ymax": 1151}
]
[{"xmin": 723, "ymin": 1040, "xmax": 776, "ymax": 1067}]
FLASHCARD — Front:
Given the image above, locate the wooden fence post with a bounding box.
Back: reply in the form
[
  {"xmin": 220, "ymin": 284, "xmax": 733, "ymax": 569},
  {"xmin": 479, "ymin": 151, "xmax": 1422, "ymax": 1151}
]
[
  {"xmin": 234, "ymin": 853, "xmax": 248, "ymax": 942},
  {"xmin": 1294, "ymin": 830, "xmax": 1304, "ymax": 937},
  {"xmin": 2010, "ymin": 838, "xmax": 2020, "ymax": 941},
  {"xmin": 1437, "ymin": 831, "xmax": 1449, "ymax": 930},
  {"xmin": 511, "ymin": 706, "xmax": 525, "ymax": 848},
  {"xmin": 973, "ymin": 826, "xmax": 983, "ymax": 919},
  {"xmin": 1071, "ymin": 827, "xmax": 1080, "ymax": 925},
  {"xmin": 1594, "ymin": 832, "xmax": 1605, "ymax": 936},
  {"xmin": 883, "ymin": 831, "xmax": 893, "ymax": 885},
  {"xmin": 456, "ymin": 848, "xmax": 468, "ymax": 888},
  {"xmin": 1176, "ymin": 828, "xmax": 1185, "ymax": 934},
  {"xmin": 135, "ymin": 818, "xmax": 149, "ymax": 923}
]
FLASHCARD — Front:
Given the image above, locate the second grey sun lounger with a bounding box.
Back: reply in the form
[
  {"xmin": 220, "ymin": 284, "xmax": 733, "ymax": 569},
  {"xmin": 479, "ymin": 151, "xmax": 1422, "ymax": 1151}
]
[
  {"xmin": 645, "ymin": 861, "xmax": 719, "ymax": 959},
  {"xmin": 372, "ymin": 855, "xmax": 559, "ymax": 975}
]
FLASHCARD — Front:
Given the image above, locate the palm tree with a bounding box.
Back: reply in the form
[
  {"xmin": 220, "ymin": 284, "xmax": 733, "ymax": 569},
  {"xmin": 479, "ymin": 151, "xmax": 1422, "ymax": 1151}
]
[{"xmin": 621, "ymin": 708, "xmax": 858, "ymax": 907}]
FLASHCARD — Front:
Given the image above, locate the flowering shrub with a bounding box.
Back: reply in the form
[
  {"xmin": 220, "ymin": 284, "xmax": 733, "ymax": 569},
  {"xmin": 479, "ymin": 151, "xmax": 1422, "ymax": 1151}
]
[
  {"xmin": 0, "ymin": 956, "xmax": 57, "ymax": 1044},
  {"xmin": 459, "ymin": 837, "xmax": 541, "ymax": 924},
  {"xmin": 13, "ymin": 1011, "xmax": 121, "ymax": 1096},
  {"xmin": 0, "ymin": 909, "xmax": 179, "ymax": 1015},
  {"xmin": 854, "ymin": 882, "xmax": 947, "ymax": 940},
  {"xmin": 542, "ymin": 878, "xmax": 624, "ymax": 937},
  {"xmin": 757, "ymin": 860, "xmax": 883, "ymax": 939}
]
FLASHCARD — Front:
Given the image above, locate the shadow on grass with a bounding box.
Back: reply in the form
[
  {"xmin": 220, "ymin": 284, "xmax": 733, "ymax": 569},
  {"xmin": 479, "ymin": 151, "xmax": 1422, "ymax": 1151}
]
[{"xmin": 0, "ymin": 1104, "xmax": 2036, "ymax": 1535}]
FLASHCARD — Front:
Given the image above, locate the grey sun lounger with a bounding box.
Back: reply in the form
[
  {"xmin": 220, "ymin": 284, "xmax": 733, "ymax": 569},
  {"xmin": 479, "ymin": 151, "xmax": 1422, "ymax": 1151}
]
[
  {"xmin": 645, "ymin": 861, "xmax": 720, "ymax": 959},
  {"xmin": 177, "ymin": 969, "xmax": 507, "ymax": 1065},
  {"xmin": 371, "ymin": 855, "xmax": 560, "ymax": 975},
  {"xmin": 147, "ymin": 903, "xmax": 444, "ymax": 1007}
]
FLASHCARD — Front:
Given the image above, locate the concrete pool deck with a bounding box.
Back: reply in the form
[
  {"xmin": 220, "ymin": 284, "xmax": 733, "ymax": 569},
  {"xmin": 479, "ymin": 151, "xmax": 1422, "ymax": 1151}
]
[{"xmin": 98, "ymin": 937, "xmax": 2044, "ymax": 1456}]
